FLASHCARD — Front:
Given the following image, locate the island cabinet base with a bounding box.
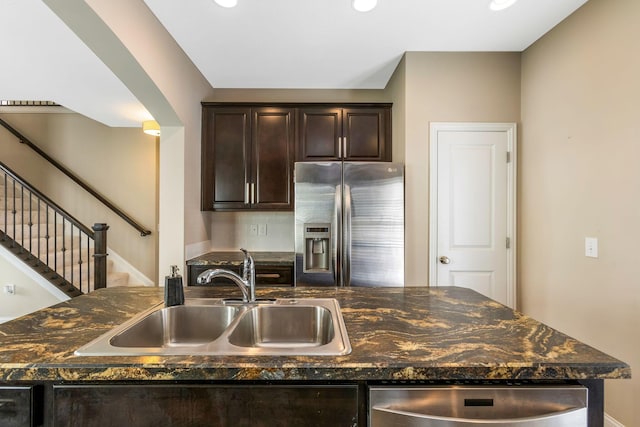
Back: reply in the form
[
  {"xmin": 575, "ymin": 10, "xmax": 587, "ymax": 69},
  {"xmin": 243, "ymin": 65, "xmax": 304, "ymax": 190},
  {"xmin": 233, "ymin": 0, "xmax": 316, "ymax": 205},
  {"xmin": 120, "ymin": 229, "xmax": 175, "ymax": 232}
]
[
  {"xmin": 51, "ymin": 384, "xmax": 362, "ymax": 427},
  {"xmin": 0, "ymin": 379, "xmax": 604, "ymax": 427}
]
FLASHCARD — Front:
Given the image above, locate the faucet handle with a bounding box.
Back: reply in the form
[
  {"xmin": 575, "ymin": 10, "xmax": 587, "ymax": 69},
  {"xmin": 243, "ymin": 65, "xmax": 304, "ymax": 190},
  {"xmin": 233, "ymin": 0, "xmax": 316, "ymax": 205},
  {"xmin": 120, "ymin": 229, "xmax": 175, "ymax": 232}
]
[
  {"xmin": 239, "ymin": 248, "xmax": 250, "ymax": 280},
  {"xmin": 240, "ymin": 248, "xmax": 254, "ymax": 264},
  {"xmin": 239, "ymin": 248, "xmax": 256, "ymax": 302}
]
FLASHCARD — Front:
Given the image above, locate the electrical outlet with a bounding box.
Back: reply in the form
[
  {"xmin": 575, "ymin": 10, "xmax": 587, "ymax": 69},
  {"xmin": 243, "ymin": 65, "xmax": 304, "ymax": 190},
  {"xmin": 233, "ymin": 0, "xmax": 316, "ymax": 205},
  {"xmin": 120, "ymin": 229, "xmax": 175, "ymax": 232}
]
[
  {"xmin": 4, "ymin": 284, "xmax": 15, "ymax": 295},
  {"xmin": 258, "ymin": 223, "xmax": 267, "ymax": 236},
  {"xmin": 248, "ymin": 224, "xmax": 258, "ymax": 236},
  {"xmin": 585, "ymin": 237, "xmax": 598, "ymax": 258}
]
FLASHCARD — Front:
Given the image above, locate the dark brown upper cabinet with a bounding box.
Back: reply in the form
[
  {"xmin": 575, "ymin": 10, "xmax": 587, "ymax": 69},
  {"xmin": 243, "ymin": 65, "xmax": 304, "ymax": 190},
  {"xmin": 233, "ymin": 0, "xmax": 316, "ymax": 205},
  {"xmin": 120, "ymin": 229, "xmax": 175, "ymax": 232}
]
[
  {"xmin": 298, "ymin": 105, "xmax": 392, "ymax": 162},
  {"xmin": 201, "ymin": 105, "xmax": 295, "ymax": 211}
]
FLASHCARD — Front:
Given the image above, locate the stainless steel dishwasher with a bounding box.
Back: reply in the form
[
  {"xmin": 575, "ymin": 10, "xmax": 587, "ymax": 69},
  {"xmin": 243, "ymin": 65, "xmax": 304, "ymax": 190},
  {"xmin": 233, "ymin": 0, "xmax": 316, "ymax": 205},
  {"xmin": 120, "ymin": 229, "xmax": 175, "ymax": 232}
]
[{"xmin": 369, "ymin": 385, "xmax": 588, "ymax": 426}]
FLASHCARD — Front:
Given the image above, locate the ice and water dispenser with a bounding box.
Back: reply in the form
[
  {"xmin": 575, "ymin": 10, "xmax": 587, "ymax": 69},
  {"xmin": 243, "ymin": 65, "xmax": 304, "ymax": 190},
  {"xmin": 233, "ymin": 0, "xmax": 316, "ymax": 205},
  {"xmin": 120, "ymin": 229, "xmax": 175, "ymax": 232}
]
[{"xmin": 303, "ymin": 223, "xmax": 331, "ymax": 273}]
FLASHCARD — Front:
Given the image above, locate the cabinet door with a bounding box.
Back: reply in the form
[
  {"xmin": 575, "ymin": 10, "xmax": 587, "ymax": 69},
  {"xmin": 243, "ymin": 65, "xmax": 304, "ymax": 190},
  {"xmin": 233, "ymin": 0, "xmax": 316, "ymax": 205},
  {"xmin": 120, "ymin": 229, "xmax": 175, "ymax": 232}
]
[
  {"xmin": 298, "ymin": 106, "xmax": 392, "ymax": 162},
  {"xmin": 298, "ymin": 107, "xmax": 342, "ymax": 161},
  {"xmin": 202, "ymin": 107, "xmax": 251, "ymax": 210},
  {"xmin": 343, "ymin": 107, "xmax": 391, "ymax": 161},
  {"xmin": 53, "ymin": 384, "xmax": 359, "ymax": 427},
  {"xmin": 251, "ymin": 108, "xmax": 295, "ymax": 210},
  {"xmin": 0, "ymin": 386, "xmax": 34, "ymax": 427}
]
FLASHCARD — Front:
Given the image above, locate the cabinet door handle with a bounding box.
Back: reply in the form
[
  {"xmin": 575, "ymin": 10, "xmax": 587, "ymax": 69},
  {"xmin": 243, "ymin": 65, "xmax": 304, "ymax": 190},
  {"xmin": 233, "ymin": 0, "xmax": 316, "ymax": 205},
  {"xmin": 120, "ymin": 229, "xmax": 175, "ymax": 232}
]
[
  {"xmin": 338, "ymin": 137, "xmax": 343, "ymax": 159},
  {"xmin": 343, "ymin": 136, "xmax": 347, "ymax": 158},
  {"xmin": 245, "ymin": 183, "xmax": 250, "ymax": 204},
  {"xmin": 250, "ymin": 183, "xmax": 255, "ymax": 204}
]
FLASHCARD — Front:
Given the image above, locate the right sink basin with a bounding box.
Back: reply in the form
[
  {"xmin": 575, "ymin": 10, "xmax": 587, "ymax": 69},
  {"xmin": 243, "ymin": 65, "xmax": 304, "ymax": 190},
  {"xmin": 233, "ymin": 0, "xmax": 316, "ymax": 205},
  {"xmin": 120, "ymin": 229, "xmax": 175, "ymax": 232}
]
[{"xmin": 229, "ymin": 304, "xmax": 335, "ymax": 349}]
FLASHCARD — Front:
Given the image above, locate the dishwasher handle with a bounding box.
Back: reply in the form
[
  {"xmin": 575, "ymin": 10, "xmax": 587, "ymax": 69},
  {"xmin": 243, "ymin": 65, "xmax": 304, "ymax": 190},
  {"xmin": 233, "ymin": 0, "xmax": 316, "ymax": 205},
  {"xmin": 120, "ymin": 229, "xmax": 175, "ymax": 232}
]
[{"xmin": 371, "ymin": 406, "xmax": 588, "ymax": 426}]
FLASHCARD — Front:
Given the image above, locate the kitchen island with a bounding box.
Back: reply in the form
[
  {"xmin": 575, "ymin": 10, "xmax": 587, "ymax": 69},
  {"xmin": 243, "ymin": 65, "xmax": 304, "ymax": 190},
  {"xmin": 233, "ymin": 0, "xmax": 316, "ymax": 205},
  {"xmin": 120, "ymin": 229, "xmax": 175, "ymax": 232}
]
[{"xmin": 0, "ymin": 286, "xmax": 630, "ymax": 426}]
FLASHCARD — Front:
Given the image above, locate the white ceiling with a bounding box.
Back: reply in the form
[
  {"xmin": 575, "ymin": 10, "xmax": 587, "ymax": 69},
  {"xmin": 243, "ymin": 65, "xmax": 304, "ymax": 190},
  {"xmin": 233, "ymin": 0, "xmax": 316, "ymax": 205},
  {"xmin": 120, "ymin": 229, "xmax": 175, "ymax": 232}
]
[
  {"xmin": 0, "ymin": 0, "xmax": 151, "ymax": 127},
  {"xmin": 0, "ymin": 0, "xmax": 589, "ymax": 127}
]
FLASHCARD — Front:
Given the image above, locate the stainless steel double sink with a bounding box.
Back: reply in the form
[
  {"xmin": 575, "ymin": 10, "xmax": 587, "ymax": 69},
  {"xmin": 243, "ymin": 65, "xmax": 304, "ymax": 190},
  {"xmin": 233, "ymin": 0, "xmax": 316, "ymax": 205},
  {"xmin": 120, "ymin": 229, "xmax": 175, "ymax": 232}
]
[{"xmin": 75, "ymin": 298, "xmax": 351, "ymax": 356}]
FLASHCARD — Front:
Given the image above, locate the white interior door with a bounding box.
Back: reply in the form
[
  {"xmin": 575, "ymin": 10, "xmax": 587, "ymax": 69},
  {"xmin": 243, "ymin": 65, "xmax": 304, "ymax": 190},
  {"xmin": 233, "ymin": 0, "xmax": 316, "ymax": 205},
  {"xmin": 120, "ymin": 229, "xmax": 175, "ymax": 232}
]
[{"xmin": 429, "ymin": 123, "xmax": 516, "ymax": 308}]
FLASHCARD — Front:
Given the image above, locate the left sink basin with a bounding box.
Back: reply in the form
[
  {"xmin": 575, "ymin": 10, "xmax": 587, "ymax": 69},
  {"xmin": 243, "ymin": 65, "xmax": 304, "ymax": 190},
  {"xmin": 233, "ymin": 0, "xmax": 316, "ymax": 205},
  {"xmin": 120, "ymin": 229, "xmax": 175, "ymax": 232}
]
[
  {"xmin": 110, "ymin": 305, "xmax": 238, "ymax": 348},
  {"xmin": 75, "ymin": 299, "xmax": 239, "ymax": 356}
]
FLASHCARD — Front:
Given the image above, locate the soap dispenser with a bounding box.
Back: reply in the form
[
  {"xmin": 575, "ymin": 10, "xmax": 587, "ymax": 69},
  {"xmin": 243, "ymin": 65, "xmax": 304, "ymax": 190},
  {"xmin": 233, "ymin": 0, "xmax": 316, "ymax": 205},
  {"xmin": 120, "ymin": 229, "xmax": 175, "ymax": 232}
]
[{"xmin": 164, "ymin": 265, "xmax": 184, "ymax": 307}]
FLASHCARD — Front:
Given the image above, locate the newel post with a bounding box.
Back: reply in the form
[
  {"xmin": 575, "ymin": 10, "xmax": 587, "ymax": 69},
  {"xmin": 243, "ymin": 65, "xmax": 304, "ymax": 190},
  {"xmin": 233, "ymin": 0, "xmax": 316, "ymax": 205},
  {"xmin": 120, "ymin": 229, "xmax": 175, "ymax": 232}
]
[{"xmin": 92, "ymin": 223, "xmax": 109, "ymax": 290}]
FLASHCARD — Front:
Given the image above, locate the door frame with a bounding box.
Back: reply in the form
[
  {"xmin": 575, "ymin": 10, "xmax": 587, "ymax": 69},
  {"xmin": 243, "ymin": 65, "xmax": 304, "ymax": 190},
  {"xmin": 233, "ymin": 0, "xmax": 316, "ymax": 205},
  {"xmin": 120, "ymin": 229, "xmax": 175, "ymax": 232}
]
[{"xmin": 428, "ymin": 122, "xmax": 517, "ymax": 308}]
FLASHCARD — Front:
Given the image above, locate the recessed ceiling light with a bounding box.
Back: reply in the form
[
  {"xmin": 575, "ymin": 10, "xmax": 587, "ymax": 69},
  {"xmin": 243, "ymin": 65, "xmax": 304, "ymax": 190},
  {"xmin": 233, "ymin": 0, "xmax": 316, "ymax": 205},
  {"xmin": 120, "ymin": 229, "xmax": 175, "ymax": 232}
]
[
  {"xmin": 352, "ymin": 0, "xmax": 377, "ymax": 12},
  {"xmin": 489, "ymin": 0, "xmax": 518, "ymax": 11},
  {"xmin": 214, "ymin": 0, "xmax": 238, "ymax": 8}
]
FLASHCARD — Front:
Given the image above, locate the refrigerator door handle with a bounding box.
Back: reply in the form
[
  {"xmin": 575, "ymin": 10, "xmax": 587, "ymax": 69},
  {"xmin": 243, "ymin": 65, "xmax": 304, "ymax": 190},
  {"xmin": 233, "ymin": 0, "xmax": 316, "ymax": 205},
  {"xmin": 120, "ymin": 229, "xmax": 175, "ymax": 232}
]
[
  {"xmin": 335, "ymin": 184, "xmax": 343, "ymax": 286},
  {"xmin": 343, "ymin": 184, "xmax": 352, "ymax": 287}
]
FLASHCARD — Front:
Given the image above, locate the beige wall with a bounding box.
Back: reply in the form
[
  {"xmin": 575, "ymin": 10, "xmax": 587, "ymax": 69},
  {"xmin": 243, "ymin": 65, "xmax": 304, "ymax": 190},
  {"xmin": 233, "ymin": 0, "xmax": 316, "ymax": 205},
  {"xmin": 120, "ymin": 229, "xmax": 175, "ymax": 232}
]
[
  {"xmin": 0, "ymin": 250, "xmax": 64, "ymax": 323},
  {"xmin": 520, "ymin": 0, "xmax": 639, "ymax": 423},
  {"xmin": 391, "ymin": 52, "xmax": 521, "ymax": 285},
  {"xmin": 83, "ymin": 0, "xmax": 215, "ymax": 279},
  {"xmin": 0, "ymin": 110, "xmax": 158, "ymax": 281},
  {"xmin": 384, "ymin": 55, "xmax": 407, "ymax": 163}
]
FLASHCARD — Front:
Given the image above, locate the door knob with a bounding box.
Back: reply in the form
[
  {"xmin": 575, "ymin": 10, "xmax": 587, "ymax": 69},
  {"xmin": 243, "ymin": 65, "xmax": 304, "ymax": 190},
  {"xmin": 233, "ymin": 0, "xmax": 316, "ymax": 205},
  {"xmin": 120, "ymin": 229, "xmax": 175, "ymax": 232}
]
[{"xmin": 439, "ymin": 256, "xmax": 450, "ymax": 265}]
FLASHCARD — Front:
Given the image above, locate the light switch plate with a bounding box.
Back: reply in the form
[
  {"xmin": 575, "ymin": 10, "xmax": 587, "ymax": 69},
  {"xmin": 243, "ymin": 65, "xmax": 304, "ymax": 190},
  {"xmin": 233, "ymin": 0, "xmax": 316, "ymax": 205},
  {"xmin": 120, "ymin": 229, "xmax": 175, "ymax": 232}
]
[
  {"xmin": 585, "ymin": 237, "xmax": 598, "ymax": 258},
  {"xmin": 258, "ymin": 223, "xmax": 267, "ymax": 236}
]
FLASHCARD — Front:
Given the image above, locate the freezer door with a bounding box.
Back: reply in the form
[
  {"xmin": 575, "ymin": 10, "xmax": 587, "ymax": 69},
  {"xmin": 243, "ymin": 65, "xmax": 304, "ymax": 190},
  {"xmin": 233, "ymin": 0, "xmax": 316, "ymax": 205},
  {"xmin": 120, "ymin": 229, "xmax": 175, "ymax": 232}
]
[
  {"xmin": 343, "ymin": 162, "xmax": 404, "ymax": 287},
  {"xmin": 294, "ymin": 162, "xmax": 342, "ymax": 286}
]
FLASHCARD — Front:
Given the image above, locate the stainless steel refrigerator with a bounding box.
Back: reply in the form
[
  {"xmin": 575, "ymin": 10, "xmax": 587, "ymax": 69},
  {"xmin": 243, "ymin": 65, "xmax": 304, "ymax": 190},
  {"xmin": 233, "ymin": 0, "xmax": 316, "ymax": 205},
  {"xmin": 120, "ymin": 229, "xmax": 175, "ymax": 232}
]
[{"xmin": 294, "ymin": 162, "xmax": 404, "ymax": 287}]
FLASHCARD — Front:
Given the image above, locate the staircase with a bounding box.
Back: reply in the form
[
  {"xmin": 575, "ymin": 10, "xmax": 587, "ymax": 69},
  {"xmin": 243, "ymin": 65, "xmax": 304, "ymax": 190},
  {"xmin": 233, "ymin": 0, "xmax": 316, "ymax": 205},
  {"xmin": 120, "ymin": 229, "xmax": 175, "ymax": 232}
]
[{"xmin": 0, "ymin": 166, "xmax": 130, "ymax": 297}]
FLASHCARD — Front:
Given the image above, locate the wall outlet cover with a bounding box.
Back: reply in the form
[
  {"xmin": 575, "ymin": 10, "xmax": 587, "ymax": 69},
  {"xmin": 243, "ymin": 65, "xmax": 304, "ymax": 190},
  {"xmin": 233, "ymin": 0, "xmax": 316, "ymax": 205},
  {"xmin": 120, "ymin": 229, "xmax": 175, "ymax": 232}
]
[{"xmin": 585, "ymin": 237, "xmax": 598, "ymax": 258}]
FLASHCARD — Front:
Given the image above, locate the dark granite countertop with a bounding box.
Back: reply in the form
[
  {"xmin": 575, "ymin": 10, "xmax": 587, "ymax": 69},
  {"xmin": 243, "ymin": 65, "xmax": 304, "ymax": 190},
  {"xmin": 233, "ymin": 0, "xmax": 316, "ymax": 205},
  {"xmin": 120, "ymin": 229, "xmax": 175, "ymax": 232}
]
[
  {"xmin": 0, "ymin": 286, "xmax": 630, "ymax": 382},
  {"xmin": 187, "ymin": 251, "xmax": 294, "ymax": 267}
]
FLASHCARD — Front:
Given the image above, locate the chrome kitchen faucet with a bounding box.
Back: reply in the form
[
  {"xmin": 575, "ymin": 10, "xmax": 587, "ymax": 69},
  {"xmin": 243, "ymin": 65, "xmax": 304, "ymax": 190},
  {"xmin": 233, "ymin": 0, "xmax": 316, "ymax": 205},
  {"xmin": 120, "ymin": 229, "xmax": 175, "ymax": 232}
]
[{"xmin": 196, "ymin": 248, "xmax": 256, "ymax": 303}]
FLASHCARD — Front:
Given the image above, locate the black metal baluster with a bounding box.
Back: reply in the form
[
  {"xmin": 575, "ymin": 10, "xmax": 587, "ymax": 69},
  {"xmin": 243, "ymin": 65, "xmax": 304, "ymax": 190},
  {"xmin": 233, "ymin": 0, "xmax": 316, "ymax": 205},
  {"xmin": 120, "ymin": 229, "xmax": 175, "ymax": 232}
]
[
  {"xmin": 2, "ymin": 173, "xmax": 6, "ymax": 242},
  {"xmin": 77, "ymin": 229, "xmax": 83, "ymax": 293},
  {"xmin": 53, "ymin": 212, "xmax": 58, "ymax": 275},
  {"xmin": 36, "ymin": 198, "xmax": 41, "ymax": 263},
  {"xmin": 62, "ymin": 219, "xmax": 66, "ymax": 282},
  {"xmin": 87, "ymin": 234, "xmax": 91, "ymax": 292},
  {"xmin": 11, "ymin": 179, "xmax": 16, "ymax": 248},
  {"xmin": 70, "ymin": 224, "xmax": 75, "ymax": 289},
  {"xmin": 28, "ymin": 190, "xmax": 33, "ymax": 255},
  {"xmin": 45, "ymin": 206, "xmax": 50, "ymax": 267},
  {"xmin": 20, "ymin": 185, "xmax": 24, "ymax": 250}
]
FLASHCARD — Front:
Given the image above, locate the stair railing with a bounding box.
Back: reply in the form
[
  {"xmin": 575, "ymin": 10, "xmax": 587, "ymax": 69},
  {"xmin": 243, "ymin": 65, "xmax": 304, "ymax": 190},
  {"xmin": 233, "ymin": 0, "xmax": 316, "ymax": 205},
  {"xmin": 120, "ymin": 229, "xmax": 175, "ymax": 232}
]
[
  {"xmin": 0, "ymin": 161, "xmax": 107, "ymax": 296},
  {"xmin": 0, "ymin": 117, "xmax": 151, "ymax": 237}
]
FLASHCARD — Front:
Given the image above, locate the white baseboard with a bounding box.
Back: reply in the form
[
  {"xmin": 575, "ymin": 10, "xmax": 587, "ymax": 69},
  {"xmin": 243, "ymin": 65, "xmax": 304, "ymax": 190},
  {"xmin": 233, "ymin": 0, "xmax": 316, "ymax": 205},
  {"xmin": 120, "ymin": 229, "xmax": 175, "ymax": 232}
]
[{"xmin": 605, "ymin": 413, "xmax": 625, "ymax": 427}]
